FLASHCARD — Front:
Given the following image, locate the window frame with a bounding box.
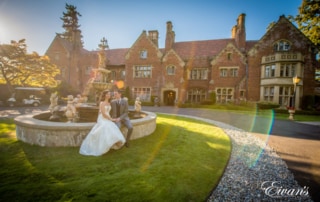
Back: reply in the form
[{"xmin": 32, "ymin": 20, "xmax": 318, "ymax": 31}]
[
  {"xmin": 265, "ymin": 64, "xmax": 275, "ymax": 78},
  {"xmin": 216, "ymin": 88, "xmax": 234, "ymax": 103},
  {"xmin": 280, "ymin": 63, "xmax": 296, "ymax": 77},
  {"xmin": 263, "ymin": 86, "xmax": 274, "ymax": 102},
  {"xmin": 273, "ymin": 40, "xmax": 291, "ymax": 52},
  {"xmin": 230, "ymin": 68, "xmax": 238, "ymax": 77},
  {"xmin": 220, "ymin": 68, "xmax": 228, "ymax": 77},
  {"xmin": 279, "ymin": 86, "xmax": 293, "ymax": 107},
  {"xmin": 187, "ymin": 88, "xmax": 206, "ymax": 103},
  {"xmin": 189, "ymin": 68, "xmax": 208, "ymax": 80},
  {"xmin": 140, "ymin": 50, "xmax": 148, "ymax": 59},
  {"xmin": 166, "ymin": 65, "xmax": 175, "ymax": 75},
  {"xmin": 120, "ymin": 70, "xmax": 126, "ymax": 79},
  {"xmin": 134, "ymin": 65, "xmax": 152, "ymax": 78},
  {"xmin": 133, "ymin": 87, "xmax": 151, "ymax": 101}
]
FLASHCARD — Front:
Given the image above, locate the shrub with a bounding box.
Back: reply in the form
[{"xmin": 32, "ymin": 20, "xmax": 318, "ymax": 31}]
[
  {"xmin": 209, "ymin": 91, "xmax": 216, "ymax": 104},
  {"xmin": 200, "ymin": 100, "xmax": 214, "ymax": 105},
  {"xmin": 301, "ymin": 95, "xmax": 320, "ymax": 110},
  {"xmin": 256, "ymin": 102, "xmax": 280, "ymax": 110},
  {"xmin": 178, "ymin": 102, "xmax": 201, "ymax": 108}
]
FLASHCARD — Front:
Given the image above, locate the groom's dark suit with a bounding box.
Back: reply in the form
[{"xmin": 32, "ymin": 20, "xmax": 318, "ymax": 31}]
[{"xmin": 110, "ymin": 97, "xmax": 133, "ymax": 147}]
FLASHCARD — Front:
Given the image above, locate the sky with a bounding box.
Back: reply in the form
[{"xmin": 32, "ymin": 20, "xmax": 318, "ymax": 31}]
[{"xmin": 0, "ymin": 0, "xmax": 302, "ymax": 55}]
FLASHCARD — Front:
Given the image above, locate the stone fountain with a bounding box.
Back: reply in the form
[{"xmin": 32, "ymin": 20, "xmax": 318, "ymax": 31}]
[
  {"xmin": 14, "ymin": 110, "xmax": 156, "ymax": 147},
  {"xmin": 14, "ymin": 37, "xmax": 157, "ymax": 147}
]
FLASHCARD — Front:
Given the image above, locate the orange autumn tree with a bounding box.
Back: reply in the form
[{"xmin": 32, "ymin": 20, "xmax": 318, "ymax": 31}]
[{"xmin": 0, "ymin": 39, "xmax": 60, "ymax": 94}]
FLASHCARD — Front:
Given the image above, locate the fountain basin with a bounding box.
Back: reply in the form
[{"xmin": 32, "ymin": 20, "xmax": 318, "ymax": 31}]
[{"xmin": 14, "ymin": 111, "xmax": 157, "ymax": 147}]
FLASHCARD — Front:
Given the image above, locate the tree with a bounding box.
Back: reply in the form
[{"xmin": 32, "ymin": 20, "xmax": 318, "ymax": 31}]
[
  {"xmin": 267, "ymin": 1, "xmax": 319, "ymax": 52},
  {"xmin": 22, "ymin": 53, "xmax": 60, "ymax": 87},
  {"xmin": 290, "ymin": 0, "xmax": 320, "ymax": 81},
  {"xmin": 291, "ymin": 0, "xmax": 320, "ymax": 46},
  {"xmin": 59, "ymin": 3, "xmax": 83, "ymax": 47},
  {"xmin": 0, "ymin": 39, "xmax": 26, "ymax": 92},
  {"xmin": 0, "ymin": 39, "xmax": 60, "ymax": 94}
]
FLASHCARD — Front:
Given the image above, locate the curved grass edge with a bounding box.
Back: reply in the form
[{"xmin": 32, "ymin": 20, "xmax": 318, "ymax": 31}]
[
  {"xmin": 154, "ymin": 113, "xmax": 232, "ymax": 200},
  {"xmin": 0, "ymin": 114, "xmax": 231, "ymax": 201}
]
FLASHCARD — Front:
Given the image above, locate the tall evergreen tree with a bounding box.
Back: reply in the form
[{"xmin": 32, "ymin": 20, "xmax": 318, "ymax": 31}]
[{"xmin": 59, "ymin": 3, "xmax": 83, "ymax": 47}]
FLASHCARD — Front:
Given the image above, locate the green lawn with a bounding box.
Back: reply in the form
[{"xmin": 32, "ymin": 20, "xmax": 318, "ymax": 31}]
[
  {"xmin": 200, "ymin": 104, "xmax": 320, "ymax": 122},
  {"xmin": 272, "ymin": 111, "xmax": 320, "ymax": 121},
  {"xmin": 0, "ymin": 114, "xmax": 231, "ymax": 202}
]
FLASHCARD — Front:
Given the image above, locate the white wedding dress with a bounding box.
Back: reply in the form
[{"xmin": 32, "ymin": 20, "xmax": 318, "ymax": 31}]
[{"xmin": 79, "ymin": 105, "xmax": 125, "ymax": 156}]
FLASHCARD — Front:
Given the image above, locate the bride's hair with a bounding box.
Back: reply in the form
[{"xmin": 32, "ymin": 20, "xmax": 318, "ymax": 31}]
[{"xmin": 100, "ymin": 90, "xmax": 110, "ymax": 101}]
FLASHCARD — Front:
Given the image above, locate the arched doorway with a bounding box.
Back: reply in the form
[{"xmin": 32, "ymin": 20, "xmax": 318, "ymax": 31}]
[{"xmin": 163, "ymin": 90, "xmax": 176, "ymax": 106}]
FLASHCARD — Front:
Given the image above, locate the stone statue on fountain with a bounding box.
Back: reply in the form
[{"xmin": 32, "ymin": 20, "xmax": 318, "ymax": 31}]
[
  {"xmin": 134, "ymin": 97, "xmax": 142, "ymax": 116},
  {"xmin": 48, "ymin": 92, "xmax": 63, "ymax": 121},
  {"xmin": 65, "ymin": 95, "xmax": 78, "ymax": 122},
  {"xmin": 49, "ymin": 92, "xmax": 58, "ymax": 113}
]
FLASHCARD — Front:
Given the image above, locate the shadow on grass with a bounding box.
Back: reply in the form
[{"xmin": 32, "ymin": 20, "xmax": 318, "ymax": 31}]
[{"xmin": 0, "ymin": 114, "xmax": 231, "ymax": 202}]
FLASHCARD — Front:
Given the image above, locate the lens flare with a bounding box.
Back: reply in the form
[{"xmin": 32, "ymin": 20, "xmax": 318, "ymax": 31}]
[
  {"xmin": 115, "ymin": 80, "xmax": 124, "ymax": 89},
  {"xmin": 247, "ymin": 109, "xmax": 275, "ymax": 168},
  {"xmin": 141, "ymin": 121, "xmax": 171, "ymax": 172}
]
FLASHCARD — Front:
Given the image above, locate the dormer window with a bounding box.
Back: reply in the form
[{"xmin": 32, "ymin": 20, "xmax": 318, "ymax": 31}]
[
  {"xmin": 166, "ymin": 65, "xmax": 175, "ymax": 75},
  {"xmin": 140, "ymin": 50, "xmax": 147, "ymax": 59},
  {"xmin": 54, "ymin": 52, "xmax": 60, "ymax": 60},
  {"xmin": 273, "ymin": 40, "xmax": 291, "ymax": 51},
  {"xmin": 85, "ymin": 66, "xmax": 92, "ymax": 75},
  {"xmin": 227, "ymin": 53, "xmax": 232, "ymax": 60}
]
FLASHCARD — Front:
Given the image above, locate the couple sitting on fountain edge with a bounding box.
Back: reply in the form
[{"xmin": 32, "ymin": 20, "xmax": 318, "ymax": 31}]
[{"xmin": 79, "ymin": 89, "xmax": 133, "ymax": 156}]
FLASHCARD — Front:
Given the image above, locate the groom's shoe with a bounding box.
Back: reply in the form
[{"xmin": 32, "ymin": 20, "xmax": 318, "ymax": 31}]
[{"xmin": 125, "ymin": 129, "xmax": 133, "ymax": 147}]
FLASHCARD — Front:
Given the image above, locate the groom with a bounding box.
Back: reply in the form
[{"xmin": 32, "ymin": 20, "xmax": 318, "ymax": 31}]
[{"xmin": 111, "ymin": 90, "xmax": 133, "ymax": 147}]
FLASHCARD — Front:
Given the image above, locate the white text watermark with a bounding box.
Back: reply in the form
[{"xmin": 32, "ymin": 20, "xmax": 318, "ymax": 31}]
[{"xmin": 261, "ymin": 181, "xmax": 309, "ymax": 199}]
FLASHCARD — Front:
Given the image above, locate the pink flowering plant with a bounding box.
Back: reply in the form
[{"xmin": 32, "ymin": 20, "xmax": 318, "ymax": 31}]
[{"xmin": 286, "ymin": 106, "xmax": 295, "ymax": 110}]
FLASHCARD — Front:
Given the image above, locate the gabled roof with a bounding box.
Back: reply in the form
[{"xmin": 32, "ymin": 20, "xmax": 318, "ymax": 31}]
[
  {"xmin": 106, "ymin": 48, "xmax": 129, "ymax": 65},
  {"xmin": 47, "ymin": 31, "xmax": 260, "ymax": 66},
  {"xmin": 45, "ymin": 34, "xmax": 89, "ymax": 55},
  {"xmin": 56, "ymin": 35, "xmax": 74, "ymax": 52},
  {"xmin": 162, "ymin": 49, "xmax": 185, "ymax": 67},
  {"xmin": 211, "ymin": 42, "xmax": 248, "ymax": 66},
  {"xmin": 253, "ymin": 15, "xmax": 318, "ymax": 52},
  {"xmin": 89, "ymin": 39, "xmax": 258, "ymax": 65},
  {"xmin": 246, "ymin": 40, "xmax": 258, "ymax": 51},
  {"xmin": 172, "ymin": 39, "xmax": 235, "ymax": 59},
  {"xmin": 125, "ymin": 30, "xmax": 163, "ymax": 60},
  {"xmin": 90, "ymin": 48, "xmax": 129, "ymax": 66}
]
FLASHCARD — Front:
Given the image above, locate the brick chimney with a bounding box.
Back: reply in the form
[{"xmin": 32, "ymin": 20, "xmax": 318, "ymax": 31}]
[
  {"xmin": 231, "ymin": 25, "xmax": 237, "ymax": 39},
  {"xmin": 148, "ymin": 30, "xmax": 159, "ymax": 47},
  {"xmin": 233, "ymin": 13, "xmax": 246, "ymax": 51},
  {"xmin": 165, "ymin": 21, "xmax": 175, "ymax": 51}
]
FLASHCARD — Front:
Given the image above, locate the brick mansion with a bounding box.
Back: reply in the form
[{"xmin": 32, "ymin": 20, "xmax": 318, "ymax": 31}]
[{"xmin": 45, "ymin": 14, "xmax": 319, "ymax": 108}]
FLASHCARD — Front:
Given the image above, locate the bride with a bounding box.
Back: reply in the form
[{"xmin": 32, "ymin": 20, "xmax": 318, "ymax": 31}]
[{"xmin": 79, "ymin": 90, "xmax": 126, "ymax": 156}]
